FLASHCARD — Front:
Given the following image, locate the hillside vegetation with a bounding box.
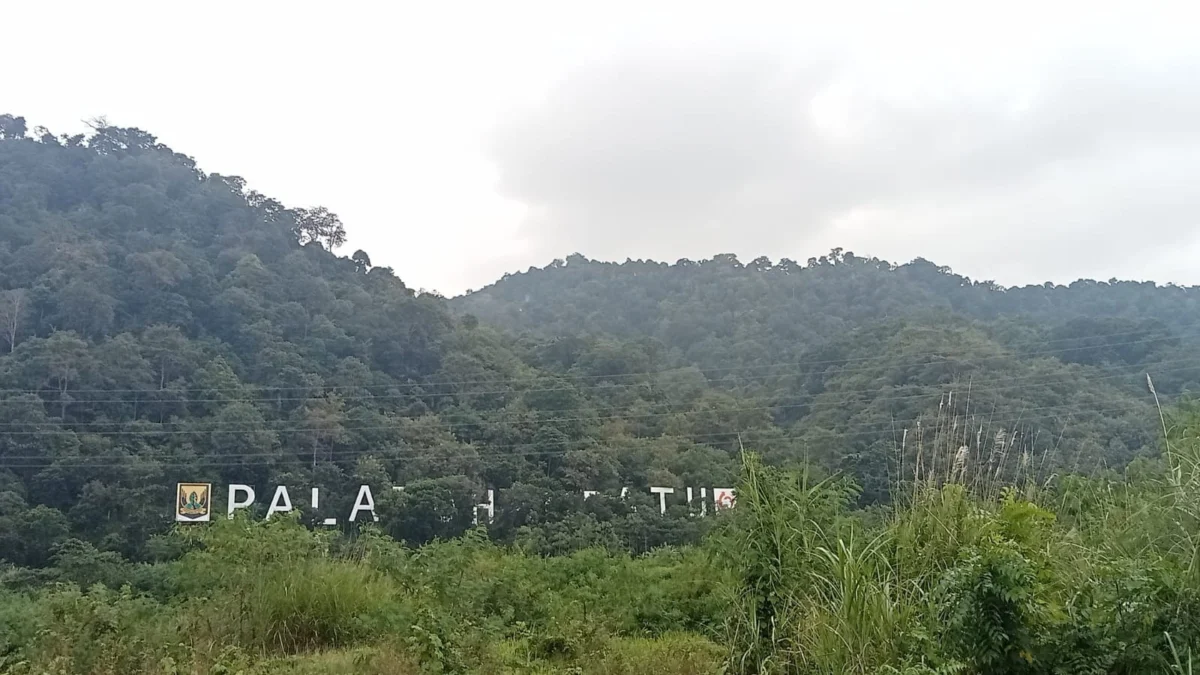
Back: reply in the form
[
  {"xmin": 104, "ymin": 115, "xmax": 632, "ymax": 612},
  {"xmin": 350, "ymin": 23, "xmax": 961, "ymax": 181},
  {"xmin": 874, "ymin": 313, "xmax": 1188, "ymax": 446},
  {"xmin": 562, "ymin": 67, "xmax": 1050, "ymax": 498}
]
[
  {"xmin": 3, "ymin": 113, "xmax": 1200, "ymax": 673},
  {"xmin": 457, "ymin": 251, "xmax": 1200, "ymax": 501},
  {"xmin": 7, "ymin": 412, "xmax": 1200, "ymax": 674},
  {"xmin": 0, "ymin": 114, "xmax": 756, "ymax": 565}
]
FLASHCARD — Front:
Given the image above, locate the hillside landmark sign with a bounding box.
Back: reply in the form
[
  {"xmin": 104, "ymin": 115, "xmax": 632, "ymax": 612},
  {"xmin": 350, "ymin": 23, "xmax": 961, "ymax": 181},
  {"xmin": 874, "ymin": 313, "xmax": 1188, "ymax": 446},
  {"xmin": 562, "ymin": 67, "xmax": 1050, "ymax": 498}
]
[{"xmin": 175, "ymin": 482, "xmax": 736, "ymax": 524}]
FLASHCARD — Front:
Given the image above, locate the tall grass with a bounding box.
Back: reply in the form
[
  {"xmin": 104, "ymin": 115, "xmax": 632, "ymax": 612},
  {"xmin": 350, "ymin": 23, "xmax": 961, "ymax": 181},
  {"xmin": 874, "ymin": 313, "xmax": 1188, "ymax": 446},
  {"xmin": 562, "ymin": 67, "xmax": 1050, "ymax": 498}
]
[{"xmin": 716, "ymin": 401, "xmax": 1200, "ymax": 674}]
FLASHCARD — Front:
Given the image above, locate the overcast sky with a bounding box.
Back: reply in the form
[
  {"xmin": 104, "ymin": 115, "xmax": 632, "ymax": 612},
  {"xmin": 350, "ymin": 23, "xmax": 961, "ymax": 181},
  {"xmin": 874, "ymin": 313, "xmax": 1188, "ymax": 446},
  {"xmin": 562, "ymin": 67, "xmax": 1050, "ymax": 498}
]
[{"xmin": 4, "ymin": 0, "xmax": 1198, "ymax": 295}]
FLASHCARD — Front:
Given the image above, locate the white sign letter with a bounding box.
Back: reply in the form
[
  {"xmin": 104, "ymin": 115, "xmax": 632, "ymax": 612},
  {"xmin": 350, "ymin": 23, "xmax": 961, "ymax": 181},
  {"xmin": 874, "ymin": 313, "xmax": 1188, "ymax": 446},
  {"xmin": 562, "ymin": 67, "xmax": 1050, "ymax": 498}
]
[
  {"xmin": 650, "ymin": 486, "xmax": 675, "ymax": 514},
  {"xmin": 473, "ymin": 489, "xmax": 495, "ymax": 525},
  {"xmin": 349, "ymin": 485, "xmax": 377, "ymax": 522},
  {"xmin": 266, "ymin": 486, "xmax": 293, "ymax": 519},
  {"xmin": 311, "ymin": 488, "xmax": 336, "ymax": 525},
  {"xmin": 227, "ymin": 484, "xmax": 255, "ymax": 518}
]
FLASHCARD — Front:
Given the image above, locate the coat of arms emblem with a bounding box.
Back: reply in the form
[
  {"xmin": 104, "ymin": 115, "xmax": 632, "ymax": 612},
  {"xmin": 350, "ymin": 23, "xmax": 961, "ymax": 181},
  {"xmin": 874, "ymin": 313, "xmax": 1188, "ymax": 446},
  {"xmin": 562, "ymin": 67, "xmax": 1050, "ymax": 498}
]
[
  {"xmin": 713, "ymin": 488, "xmax": 736, "ymax": 511},
  {"xmin": 176, "ymin": 483, "xmax": 211, "ymax": 522}
]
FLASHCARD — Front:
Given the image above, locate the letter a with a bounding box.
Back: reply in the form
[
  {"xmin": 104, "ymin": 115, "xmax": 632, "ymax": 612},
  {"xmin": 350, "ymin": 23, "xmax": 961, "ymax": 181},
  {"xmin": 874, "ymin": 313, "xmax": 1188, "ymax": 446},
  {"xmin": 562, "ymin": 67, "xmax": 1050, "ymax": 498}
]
[
  {"xmin": 349, "ymin": 485, "xmax": 378, "ymax": 522},
  {"xmin": 266, "ymin": 486, "xmax": 293, "ymax": 519}
]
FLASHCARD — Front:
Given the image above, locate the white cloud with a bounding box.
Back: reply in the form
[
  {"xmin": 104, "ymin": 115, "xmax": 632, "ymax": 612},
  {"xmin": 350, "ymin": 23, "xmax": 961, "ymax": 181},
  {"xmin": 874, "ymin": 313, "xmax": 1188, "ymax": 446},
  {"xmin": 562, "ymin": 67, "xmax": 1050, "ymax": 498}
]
[
  {"xmin": 487, "ymin": 40, "xmax": 1200, "ymax": 286},
  {"xmin": 2, "ymin": 0, "xmax": 1197, "ymax": 292}
]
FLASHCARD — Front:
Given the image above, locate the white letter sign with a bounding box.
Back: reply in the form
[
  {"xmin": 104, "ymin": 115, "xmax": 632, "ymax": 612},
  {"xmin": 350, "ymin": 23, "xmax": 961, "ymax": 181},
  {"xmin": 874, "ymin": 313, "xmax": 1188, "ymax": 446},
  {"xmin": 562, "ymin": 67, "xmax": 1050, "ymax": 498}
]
[
  {"xmin": 266, "ymin": 486, "xmax": 293, "ymax": 519},
  {"xmin": 349, "ymin": 485, "xmax": 377, "ymax": 522},
  {"xmin": 650, "ymin": 486, "xmax": 675, "ymax": 515},
  {"xmin": 473, "ymin": 489, "xmax": 495, "ymax": 525},
  {"xmin": 227, "ymin": 484, "xmax": 255, "ymax": 518},
  {"xmin": 312, "ymin": 487, "xmax": 337, "ymax": 525}
]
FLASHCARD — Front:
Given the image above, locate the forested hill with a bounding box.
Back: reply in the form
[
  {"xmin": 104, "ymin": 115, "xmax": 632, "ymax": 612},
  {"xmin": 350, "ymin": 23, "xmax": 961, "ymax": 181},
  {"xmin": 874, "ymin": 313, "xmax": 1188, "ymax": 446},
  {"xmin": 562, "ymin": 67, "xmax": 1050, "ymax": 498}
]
[
  {"xmin": 456, "ymin": 251, "xmax": 1200, "ymax": 358},
  {"xmin": 0, "ymin": 112, "xmax": 1190, "ymax": 575},
  {"xmin": 0, "ymin": 113, "xmax": 749, "ymax": 566},
  {"xmin": 456, "ymin": 252, "xmax": 1200, "ymax": 400},
  {"xmin": 456, "ymin": 255, "xmax": 1200, "ymax": 495}
]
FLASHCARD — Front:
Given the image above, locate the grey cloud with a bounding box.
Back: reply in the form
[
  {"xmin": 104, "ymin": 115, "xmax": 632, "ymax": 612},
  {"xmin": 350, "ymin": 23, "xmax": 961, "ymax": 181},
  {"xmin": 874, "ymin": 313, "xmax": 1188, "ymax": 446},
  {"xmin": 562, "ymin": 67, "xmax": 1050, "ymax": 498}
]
[
  {"xmin": 487, "ymin": 55, "xmax": 855, "ymax": 256},
  {"xmin": 485, "ymin": 48, "xmax": 1200, "ymax": 283}
]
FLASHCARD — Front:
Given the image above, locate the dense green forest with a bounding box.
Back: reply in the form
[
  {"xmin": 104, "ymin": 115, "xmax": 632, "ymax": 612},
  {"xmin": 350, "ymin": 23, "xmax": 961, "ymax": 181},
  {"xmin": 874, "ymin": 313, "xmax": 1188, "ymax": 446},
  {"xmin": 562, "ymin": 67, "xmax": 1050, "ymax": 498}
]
[
  {"xmin": 4, "ymin": 112, "xmax": 1200, "ymax": 673},
  {"xmin": 457, "ymin": 249, "xmax": 1200, "ymax": 502}
]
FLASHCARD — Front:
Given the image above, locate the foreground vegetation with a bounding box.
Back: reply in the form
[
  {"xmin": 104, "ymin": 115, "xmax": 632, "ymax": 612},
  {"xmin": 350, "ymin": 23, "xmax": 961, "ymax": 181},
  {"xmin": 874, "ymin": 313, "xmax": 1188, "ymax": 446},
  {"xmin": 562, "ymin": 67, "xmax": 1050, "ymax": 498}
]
[
  {"xmin": 6, "ymin": 403, "xmax": 1200, "ymax": 673},
  {"xmin": 1, "ymin": 519, "xmax": 725, "ymax": 674}
]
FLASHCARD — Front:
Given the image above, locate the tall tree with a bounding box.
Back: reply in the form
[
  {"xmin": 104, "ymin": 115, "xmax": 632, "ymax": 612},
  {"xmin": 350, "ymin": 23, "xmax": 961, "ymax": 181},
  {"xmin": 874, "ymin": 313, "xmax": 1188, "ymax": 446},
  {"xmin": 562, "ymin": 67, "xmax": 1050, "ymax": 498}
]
[
  {"xmin": 0, "ymin": 288, "xmax": 27, "ymax": 352},
  {"xmin": 292, "ymin": 206, "xmax": 347, "ymax": 250}
]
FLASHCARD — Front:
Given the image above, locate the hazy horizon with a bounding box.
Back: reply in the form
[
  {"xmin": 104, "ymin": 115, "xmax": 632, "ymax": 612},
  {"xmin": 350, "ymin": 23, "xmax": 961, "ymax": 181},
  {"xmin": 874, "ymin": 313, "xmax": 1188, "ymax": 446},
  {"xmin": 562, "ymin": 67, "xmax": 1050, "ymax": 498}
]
[{"xmin": 451, "ymin": 248, "xmax": 1200, "ymax": 297}]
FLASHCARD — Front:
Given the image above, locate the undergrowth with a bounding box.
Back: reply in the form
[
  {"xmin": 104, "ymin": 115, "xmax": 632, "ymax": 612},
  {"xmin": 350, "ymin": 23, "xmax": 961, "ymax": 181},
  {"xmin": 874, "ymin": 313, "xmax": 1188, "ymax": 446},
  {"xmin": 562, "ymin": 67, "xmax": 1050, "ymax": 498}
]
[{"xmin": 8, "ymin": 405, "xmax": 1200, "ymax": 673}]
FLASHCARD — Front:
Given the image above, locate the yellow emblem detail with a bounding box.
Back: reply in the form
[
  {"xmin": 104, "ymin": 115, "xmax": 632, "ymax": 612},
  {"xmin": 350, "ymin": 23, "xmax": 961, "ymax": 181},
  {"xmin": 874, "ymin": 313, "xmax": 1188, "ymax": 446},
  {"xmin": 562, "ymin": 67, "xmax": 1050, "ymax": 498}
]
[{"xmin": 176, "ymin": 483, "xmax": 212, "ymax": 522}]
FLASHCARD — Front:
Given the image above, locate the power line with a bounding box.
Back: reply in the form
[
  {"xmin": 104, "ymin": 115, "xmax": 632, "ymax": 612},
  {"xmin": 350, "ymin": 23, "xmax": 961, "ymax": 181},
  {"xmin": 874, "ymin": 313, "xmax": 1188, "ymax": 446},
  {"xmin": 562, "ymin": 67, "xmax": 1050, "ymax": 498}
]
[
  {"xmin": 0, "ymin": 400, "xmax": 1160, "ymax": 467},
  {"xmin": 0, "ymin": 356, "xmax": 1183, "ymax": 435},
  {"xmin": 0, "ymin": 337, "xmax": 1194, "ymax": 415},
  {"xmin": 0, "ymin": 324, "xmax": 1191, "ymax": 398}
]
